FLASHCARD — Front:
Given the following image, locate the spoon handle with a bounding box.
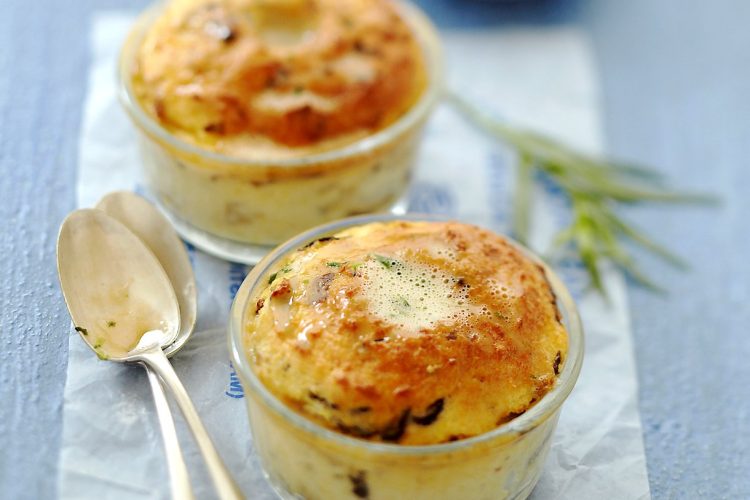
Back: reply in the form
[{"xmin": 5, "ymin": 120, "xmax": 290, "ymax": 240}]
[
  {"xmin": 137, "ymin": 346, "xmax": 245, "ymax": 500},
  {"xmin": 144, "ymin": 365, "xmax": 195, "ymax": 500}
]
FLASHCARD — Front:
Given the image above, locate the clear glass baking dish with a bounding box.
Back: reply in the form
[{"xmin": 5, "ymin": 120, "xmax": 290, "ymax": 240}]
[
  {"xmin": 229, "ymin": 214, "xmax": 584, "ymax": 499},
  {"xmin": 117, "ymin": 1, "xmax": 443, "ymax": 264}
]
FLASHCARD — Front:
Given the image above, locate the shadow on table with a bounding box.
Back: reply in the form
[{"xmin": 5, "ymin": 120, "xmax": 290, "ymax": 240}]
[{"xmin": 413, "ymin": 0, "xmax": 580, "ymax": 29}]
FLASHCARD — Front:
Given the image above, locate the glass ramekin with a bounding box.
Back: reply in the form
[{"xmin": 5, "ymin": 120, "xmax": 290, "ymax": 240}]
[
  {"xmin": 228, "ymin": 214, "xmax": 584, "ymax": 500},
  {"xmin": 117, "ymin": 1, "xmax": 443, "ymax": 264}
]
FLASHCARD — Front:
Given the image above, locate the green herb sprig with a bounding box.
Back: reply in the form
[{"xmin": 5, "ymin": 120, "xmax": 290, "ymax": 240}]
[{"xmin": 447, "ymin": 91, "xmax": 716, "ymax": 293}]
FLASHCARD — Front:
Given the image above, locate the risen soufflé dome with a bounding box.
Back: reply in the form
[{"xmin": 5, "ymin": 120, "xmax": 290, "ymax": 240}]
[
  {"xmin": 131, "ymin": 0, "xmax": 427, "ymax": 154},
  {"xmin": 243, "ymin": 221, "xmax": 568, "ymax": 445}
]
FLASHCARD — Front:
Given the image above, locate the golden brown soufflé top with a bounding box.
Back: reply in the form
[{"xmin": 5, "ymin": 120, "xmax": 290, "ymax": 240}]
[
  {"xmin": 244, "ymin": 221, "xmax": 568, "ymax": 445},
  {"xmin": 131, "ymin": 0, "xmax": 427, "ymax": 154}
]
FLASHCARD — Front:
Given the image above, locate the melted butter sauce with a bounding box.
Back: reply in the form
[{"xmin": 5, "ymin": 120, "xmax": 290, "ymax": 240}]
[{"xmin": 87, "ymin": 279, "xmax": 176, "ymax": 358}]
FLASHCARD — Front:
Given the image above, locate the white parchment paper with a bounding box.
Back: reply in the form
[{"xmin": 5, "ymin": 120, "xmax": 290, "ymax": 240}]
[{"xmin": 59, "ymin": 12, "xmax": 650, "ymax": 499}]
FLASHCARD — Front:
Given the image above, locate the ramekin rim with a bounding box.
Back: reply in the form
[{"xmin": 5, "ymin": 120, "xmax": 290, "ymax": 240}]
[{"xmin": 228, "ymin": 213, "xmax": 585, "ymax": 456}]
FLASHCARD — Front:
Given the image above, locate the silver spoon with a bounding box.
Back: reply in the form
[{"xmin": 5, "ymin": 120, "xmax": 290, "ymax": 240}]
[
  {"xmin": 97, "ymin": 191, "xmax": 197, "ymax": 500},
  {"xmin": 57, "ymin": 209, "xmax": 243, "ymax": 500},
  {"xmin": 97, "ymin": 191, "xmax": 197, "ymax": 356}
]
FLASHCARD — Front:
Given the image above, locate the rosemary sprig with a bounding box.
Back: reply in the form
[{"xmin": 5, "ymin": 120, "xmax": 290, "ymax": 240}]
[{"xmin": 446, "ymin": 91, "xmax": 716, "ymax": 293}]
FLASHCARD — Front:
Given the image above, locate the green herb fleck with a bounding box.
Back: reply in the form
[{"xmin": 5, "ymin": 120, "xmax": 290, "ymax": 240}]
[
  {"xmin": 340, "ymin": 16, "xmax": 354, "ymax": 28},
  {"xmin": 107, "ymin": 320, "xmax": 116, "ymax": 328},
  {"xmin": 327, "ymin": 262, "xmax": 341, "ymax": 267},
  {"xmin": 95, "ymin": 350, "xmax": 109, "ymax": 361},
  {"xmin": 397, "ymin": 295, "xmax": 410, "ymax": 308},
  {"xmin": 373, "ymin": 254, "xmax": 395, "ymax": 269},
  {"xmin": 93, "ymin": 339, "xmax": 104, "ymax": 349},
  {"xmin": 268, "ymin": 266, "xmax": 292, "ymax": 285},
  {"xmin": 74, "ymin": 326, "xmax": 88, "ymax": 336}
]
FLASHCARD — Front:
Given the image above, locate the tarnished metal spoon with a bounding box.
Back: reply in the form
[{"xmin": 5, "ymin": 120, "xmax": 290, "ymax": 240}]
[
  {"xmin": 57, "ymin": 209, "xmax": 243, "ymax": 500},
  {"xmin": 97, "ymin": 191, "xmax": 197, "ymax": 500}
]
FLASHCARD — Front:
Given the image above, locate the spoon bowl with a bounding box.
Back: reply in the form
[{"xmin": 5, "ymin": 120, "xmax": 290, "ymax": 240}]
[{"xmin": 57, "ymin": 209, "xmax": 180, "ymax": 360}]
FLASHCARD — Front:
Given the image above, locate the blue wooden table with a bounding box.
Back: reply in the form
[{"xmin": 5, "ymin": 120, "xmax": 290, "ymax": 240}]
[{"xmin": 1, "ymin": 0, "xmax": 748, "ymax": 498}]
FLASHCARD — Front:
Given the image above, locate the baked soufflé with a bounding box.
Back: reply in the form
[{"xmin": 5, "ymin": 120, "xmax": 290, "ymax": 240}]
[{"xmin": 244, "ymin": 221, "xmax": 568, "ymax": 445}]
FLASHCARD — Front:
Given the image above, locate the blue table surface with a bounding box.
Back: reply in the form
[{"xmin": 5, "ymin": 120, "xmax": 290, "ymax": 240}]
[{"xmin": 2, "ymin": 0, "xmax": 748, "ymax": 498}]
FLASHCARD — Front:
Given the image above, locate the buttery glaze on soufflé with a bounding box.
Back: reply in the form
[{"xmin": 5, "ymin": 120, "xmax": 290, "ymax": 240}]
[
  {"xmin": 243, "ymin": 220, "xmax": 568, "ymax": 445},
  {"xmin": 132, "ymin": 0, "xmax": 427, "ymax": 156}
]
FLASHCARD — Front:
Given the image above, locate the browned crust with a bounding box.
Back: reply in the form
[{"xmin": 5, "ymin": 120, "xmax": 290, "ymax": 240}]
[
  {"xmin": 133, "ymin": 0, "xmax": 426, "ymax": 148},
  {"xmin": 244, "ymin": 221, "xmax": 569, "ymax": 444}
]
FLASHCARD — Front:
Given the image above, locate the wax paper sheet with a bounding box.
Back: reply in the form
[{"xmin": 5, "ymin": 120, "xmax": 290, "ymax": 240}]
[{"xmin": 59, "ymin": 12, "xmax": 651, "ymax": 499}]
